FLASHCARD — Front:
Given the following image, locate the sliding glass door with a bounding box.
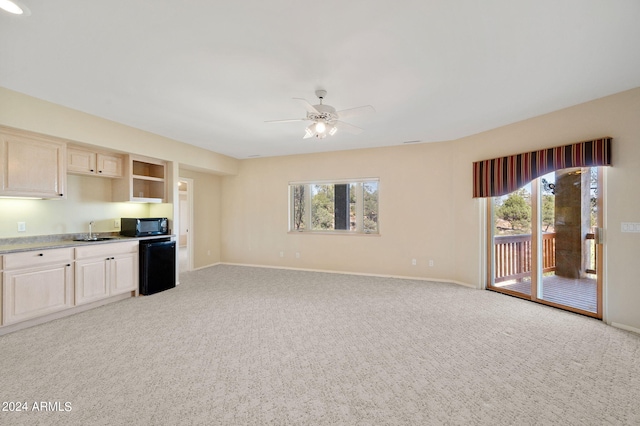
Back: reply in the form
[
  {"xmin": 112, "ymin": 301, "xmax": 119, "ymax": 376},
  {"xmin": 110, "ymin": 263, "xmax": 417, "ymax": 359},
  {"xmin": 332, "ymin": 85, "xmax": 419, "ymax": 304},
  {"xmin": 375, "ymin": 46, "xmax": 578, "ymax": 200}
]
[
  {"xmin": 488, "ymin": 167, "xmax": 603, "ymax": 318},
  {"xmin": 490, "ymin": 186, "xmax": 533, "ymax": 298}
]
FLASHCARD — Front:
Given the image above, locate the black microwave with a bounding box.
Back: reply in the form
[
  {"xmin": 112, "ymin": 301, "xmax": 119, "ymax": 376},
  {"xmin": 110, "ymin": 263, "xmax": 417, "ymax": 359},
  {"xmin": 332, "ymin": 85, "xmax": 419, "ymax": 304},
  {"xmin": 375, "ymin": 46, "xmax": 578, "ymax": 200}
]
[{"xmin": 120, "ymin": 218, "xmax": 169, "ymax": 237}]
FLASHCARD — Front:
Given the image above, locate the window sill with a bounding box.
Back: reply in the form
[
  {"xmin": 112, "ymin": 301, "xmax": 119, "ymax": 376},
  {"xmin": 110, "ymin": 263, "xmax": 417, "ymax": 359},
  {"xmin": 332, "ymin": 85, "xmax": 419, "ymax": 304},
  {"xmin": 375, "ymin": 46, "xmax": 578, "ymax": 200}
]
[{"xmin": 288, "ymin": 230, "xmax": 380, "ymax": 236}]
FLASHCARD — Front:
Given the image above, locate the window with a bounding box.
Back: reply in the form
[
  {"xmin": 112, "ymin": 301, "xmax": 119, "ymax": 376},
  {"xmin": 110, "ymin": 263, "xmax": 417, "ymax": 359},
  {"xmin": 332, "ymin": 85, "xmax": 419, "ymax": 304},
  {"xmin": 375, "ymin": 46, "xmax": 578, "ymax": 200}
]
[{"xmin": 289, "ymin": 179, "xmax": 379, "ymax": 234}]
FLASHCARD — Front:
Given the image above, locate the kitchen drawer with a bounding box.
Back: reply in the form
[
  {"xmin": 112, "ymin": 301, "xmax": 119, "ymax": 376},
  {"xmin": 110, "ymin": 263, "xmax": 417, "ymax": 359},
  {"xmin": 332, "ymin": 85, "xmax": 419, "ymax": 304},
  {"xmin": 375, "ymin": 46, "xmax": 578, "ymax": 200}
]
[
  {"xmin": 75, "ymin": 241, "xmax": 138, "ymax": 260},
  {"xmin": 3, "ymin": 248, "xmax": 74, "ymax": 270}
]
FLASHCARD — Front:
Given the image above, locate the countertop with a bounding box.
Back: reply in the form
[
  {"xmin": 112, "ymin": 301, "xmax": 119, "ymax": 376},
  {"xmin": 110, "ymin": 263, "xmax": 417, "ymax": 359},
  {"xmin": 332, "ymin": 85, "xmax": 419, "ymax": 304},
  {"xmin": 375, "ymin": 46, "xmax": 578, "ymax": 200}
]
[{"xmin": 0, "ymin": 234, "xmax": 175, "ymax": 255}]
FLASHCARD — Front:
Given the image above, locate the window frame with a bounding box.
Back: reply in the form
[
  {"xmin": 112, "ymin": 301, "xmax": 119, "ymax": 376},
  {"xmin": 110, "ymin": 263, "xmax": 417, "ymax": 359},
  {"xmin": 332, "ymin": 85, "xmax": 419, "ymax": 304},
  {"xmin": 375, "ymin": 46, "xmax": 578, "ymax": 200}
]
[{"xmin": 288, "ymin": 178, "xmax": 380, "ymax": 235}]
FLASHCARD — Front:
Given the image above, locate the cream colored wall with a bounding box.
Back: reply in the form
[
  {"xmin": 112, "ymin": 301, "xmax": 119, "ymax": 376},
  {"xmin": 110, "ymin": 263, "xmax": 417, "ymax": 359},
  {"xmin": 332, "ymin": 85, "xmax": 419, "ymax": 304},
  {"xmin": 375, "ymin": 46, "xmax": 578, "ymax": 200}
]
[
  {"xmin": 221, "ymin": 142, "xmax": 459, "ymax": 281},
  {"xmin": 2, "ymin": 84, "xmax": 638, "ymax": 331},
  {"xmin": 0, "ymin": 86, "xmax": 238, "ymax": 244},
  {"xmin": 179, "ymin": 168, "xmax": 222, "ymax": 268},
  {"xmin": 0, "ymin": 175, "xmax": 149, "ymax": 237},
  {"xmin": 221, "ymin": 87, "xmax": 640, "ymax": 331},
  {"xmin": 0, "ymin": 87, "xmax": 238, "ymax": 175},
  {"xmin": 449, "ymin": 87, "xmax": 640, "ymax": 329}
]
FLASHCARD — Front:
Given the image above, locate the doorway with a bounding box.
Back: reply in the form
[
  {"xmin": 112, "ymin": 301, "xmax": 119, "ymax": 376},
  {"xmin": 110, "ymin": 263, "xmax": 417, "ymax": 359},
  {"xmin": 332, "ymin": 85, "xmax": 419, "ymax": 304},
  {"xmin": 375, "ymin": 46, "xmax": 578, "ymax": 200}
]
[
  {"xmin": 487, "ymin": 167, "xmax": 603, "ymax": 318},
  {"xmin": 178, "ymin": 177, "xmax": 194, "ymax": 273}
]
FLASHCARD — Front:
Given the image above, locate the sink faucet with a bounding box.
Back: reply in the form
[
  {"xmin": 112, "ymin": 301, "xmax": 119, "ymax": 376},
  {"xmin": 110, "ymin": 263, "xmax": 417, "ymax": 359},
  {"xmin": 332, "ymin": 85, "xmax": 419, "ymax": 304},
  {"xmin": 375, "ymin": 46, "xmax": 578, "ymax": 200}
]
[{"xmin": 88, "ymin": 221, "xmax": 95, "ymax": 239}]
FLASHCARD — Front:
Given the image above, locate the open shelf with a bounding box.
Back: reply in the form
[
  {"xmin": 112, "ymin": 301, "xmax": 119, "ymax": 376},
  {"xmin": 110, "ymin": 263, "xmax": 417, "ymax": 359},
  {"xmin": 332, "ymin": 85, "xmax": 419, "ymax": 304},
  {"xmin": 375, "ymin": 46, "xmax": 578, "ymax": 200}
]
[
  {"xmin": 132, "ymin": 178, "xmax": 165, "ymax": 200},
  {"xmin": 113, "ymin": 155, "xmax": 167, "ymax": 203},
  {"xmin": 132, "ymin": 160, "xmax": 164, "ymax": 179}
]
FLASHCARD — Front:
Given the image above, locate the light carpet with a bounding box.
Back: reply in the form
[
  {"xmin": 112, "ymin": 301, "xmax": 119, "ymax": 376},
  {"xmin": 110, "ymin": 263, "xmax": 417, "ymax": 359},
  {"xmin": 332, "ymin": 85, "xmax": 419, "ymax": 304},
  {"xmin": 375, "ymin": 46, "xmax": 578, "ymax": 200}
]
[{"xmin": 1, "ymin": 265, "xmax": 639, "ymax": 425}]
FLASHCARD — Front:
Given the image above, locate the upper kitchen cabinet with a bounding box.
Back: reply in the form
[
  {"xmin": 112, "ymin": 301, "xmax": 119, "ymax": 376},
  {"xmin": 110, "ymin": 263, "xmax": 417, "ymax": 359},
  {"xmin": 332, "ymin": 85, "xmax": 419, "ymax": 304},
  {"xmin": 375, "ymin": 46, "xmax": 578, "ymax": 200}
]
[
  {"xmin": 67, "ymin": 146, "xmax": 123, "ymax": 178},
  {"xmin": 113, "ymin": 155, "xmax": 166, "ymax": 203},
  {"xmin": 0, "ymin": 126, "xmax": 67, "ymax": 199}
]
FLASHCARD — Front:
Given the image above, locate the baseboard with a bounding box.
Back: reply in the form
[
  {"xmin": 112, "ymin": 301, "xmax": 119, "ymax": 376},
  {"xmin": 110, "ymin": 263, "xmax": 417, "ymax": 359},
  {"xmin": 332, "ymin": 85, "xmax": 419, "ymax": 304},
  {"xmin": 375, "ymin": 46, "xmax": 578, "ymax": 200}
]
[
  {"xmin": 190, "ymin": 262, "xmax": 222, "ymax": 272},
  {"xmin": 219, "ymin": 262, "xmax": 477, "ymax": 288},
  {"xmin": 610, "ymin": 322, "xmax": 640, "ymax": 335},
  {"xmin": 0, "ymin": 292, "xmax": 132, "ymax": 336}
]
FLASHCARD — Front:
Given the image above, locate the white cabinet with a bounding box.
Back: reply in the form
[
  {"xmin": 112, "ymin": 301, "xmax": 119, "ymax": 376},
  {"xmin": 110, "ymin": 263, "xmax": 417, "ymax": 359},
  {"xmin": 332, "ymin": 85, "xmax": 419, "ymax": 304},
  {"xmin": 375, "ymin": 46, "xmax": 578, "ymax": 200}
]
[
  {"xmin": 67, "ymin": 146, "xmax": 123, "ymax": 178},
  {"xmin": 110, "ymin": 253, "xmax": 137, "ymax": 295},
  {"xmin": 113, "ymin": 155, "xmax": 166, "ymax": 203},
  {"xmin": 0, "ymin": 126, "xmax": 67, "ymax": 199},
  {"xmin": 2, "ymin": 248, "xmax": 74, "ymax": 325},
  {"xmin": 0, "ymin": 255, "xmax": 3, "ymax": 326},
  {"xmin": 74, "ymin": 257, "xmax": 109, "ymax": 304},
  {"xmin": 0, "ymin": 242, "xmax": 139, "ymax": 331},
  {"xmin": 97, "ymin": 154, "xmax": 124, "ymax": 178},
  {"xmin": 75, "ymin": 241, "xmax": 138, "ymax": 305}
]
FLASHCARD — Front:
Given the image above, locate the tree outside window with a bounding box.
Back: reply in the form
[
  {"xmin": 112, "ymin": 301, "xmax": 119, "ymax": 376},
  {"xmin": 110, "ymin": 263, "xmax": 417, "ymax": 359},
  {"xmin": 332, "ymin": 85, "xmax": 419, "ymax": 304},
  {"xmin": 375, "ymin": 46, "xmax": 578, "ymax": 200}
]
[{"xmin": 289, "ymin": 179, "xmax": 379, "ymax": 234}]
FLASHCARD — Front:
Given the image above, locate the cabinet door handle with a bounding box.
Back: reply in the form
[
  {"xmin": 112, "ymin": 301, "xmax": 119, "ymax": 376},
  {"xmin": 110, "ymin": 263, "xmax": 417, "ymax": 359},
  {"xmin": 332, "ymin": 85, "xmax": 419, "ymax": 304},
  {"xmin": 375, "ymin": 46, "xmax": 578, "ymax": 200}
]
[
  {"xmin": 90, "ymin": 169, "xmax": 94, "ymax": 172},
  {"xmin": 98, "ymin": 170, "xmax": 103, "ymax": 173},
  {"xmin": 66, "ymin": 264, "xmax": 71, "ymax": 267},
  {"xmin": 38, "ymin": 253, "xmax": 44, "ymax": 256}
]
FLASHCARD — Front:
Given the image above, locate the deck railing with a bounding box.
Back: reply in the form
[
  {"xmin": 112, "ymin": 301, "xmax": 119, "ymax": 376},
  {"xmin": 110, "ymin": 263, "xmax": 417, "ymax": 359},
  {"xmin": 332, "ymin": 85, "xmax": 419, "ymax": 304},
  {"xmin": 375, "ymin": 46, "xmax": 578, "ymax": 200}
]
[{"xmin": 494, "ymin": 233, "xmax": 556, "ymax": 283}]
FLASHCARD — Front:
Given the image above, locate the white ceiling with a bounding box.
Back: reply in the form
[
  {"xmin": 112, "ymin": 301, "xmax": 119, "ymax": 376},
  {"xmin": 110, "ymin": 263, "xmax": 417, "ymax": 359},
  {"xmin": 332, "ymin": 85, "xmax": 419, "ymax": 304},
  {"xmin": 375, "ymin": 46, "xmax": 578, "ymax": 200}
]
[{"xmin": 2, "ymin": 1, "xmax": 640, "ymax": 159}]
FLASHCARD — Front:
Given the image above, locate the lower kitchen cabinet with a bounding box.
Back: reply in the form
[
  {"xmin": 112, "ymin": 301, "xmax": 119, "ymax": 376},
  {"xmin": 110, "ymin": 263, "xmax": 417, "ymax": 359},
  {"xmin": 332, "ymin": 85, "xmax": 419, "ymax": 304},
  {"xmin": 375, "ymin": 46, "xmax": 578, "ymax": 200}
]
[
  {"xmin": 1, "ymin": 241, "xmax": 138, "ymax": 332},
  {"xmin": 75, "ymin": 257, "xmax": 109, "ymax": 304},
  {"xmin": 2, "ymin": 248, "xmax": 74, "ymax": 325},
  {"xmin": 0, "ymin": 256, "xmax": 2, "ymax": 325},
  {"xmin": 75, "ymin": 241, "xmax": 138, "ymax": 305},
  {"xmin": 110, "ymin": 253, "xmax": 137, "ymax": 295}
]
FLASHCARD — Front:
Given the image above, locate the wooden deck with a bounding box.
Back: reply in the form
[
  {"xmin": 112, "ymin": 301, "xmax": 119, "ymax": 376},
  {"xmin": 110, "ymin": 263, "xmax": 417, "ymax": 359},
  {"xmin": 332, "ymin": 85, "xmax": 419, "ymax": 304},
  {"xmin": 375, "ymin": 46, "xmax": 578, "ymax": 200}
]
[{"xmin": 492, "ymin": 274, "xmax": 597, "ymax": 313}]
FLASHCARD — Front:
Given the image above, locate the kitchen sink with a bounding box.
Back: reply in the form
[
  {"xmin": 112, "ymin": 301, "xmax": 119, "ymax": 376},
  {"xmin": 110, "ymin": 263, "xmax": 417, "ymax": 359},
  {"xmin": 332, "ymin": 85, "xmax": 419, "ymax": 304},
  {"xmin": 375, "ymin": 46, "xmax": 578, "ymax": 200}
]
[{"xmin": 72, "ymin": 237, "xmax": 117, "ymax": 242}]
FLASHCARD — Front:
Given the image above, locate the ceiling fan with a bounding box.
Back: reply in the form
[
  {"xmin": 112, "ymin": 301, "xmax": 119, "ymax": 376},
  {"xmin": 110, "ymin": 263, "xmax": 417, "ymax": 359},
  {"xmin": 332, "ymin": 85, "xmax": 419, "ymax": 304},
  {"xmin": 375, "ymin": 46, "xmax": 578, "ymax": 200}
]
[{"xmin": 266, "ymin": 90, "xmax": 375, "ymax": 139}]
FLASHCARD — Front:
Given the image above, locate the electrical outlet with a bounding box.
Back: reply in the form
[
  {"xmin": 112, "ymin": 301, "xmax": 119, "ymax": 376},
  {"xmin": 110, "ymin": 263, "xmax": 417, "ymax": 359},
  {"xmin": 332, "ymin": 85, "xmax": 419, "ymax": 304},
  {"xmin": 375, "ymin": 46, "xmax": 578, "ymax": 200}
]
[
  {"xmin": 411, "ymin": 258, "xmax": 417, "ymax": 266},
  {"xmin": 429, "ymin": 260, "xmax": 434, "ymax": 267},
  {"xmin": 114, "ymin": 219, "xmax": 120, "ymax": 228},
  {"xmin": 17, "ymin": 222, "xmax": 26, "ymax": 232},
  {"xmin": 279, "ymin": 251, "xmax": 284, "ymax": 258},
  {"xmin": 295, "ymin": 252, "xmax": 300, "ymax": 259}
]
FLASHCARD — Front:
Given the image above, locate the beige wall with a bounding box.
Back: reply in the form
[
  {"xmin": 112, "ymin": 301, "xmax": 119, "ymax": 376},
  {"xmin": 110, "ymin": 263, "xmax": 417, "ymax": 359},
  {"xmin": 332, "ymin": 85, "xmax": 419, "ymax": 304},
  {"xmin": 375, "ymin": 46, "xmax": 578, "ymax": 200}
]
[
  {"xmin": 0, "ymin": 175, "xmax": 149, "ymax": 237},
  {"xmin": 221, "ymin": 87, "xmax": 640, "ymax": 331},
  {"xmin": 449, "ymin": 87, "xmax": 640, "ymax": 330},
  {"xmin": 0, "ymin": 87, "xmax": 239, "ymax": 175},
  {"xmin": 221, "ymin": 142, "xmax": 459, "ymax": 281},
  {"xmin": 0, "ymin": 87, "xmax": 238, "ymax": 246},
  {"xmin": 179, "ymin": 168, "xmax": 222, "ymax": 268},
  {"xmin": 2, "ymin": 84, "xmax": 639, "ymax": 331}
]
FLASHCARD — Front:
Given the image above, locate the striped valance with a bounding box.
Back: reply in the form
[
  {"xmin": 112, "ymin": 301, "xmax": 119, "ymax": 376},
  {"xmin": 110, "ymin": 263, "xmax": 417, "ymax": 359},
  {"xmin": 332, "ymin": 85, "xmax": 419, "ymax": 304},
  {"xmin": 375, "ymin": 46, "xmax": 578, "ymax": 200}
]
[{"xmin": 472, "ymin": 137, "xmax": 612, "ymax": 198}]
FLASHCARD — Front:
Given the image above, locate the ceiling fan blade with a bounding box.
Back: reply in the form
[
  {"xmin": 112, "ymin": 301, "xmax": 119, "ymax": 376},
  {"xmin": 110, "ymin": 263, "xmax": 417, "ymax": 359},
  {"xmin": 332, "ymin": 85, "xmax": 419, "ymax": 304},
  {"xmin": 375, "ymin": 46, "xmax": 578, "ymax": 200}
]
[
  {"xmin": 335, "ymin": 120, "xmax": 364, "ymax": 135},
  {"xmin": 265, "ymin": 118, "xmax": 308, "ymax": 123},
  {"xmin": 335, "ymin": 105, "xmax": 375, "ymax": 120},
  {"xmin": 293, "ymin": 98, "xmax": 320, "ymax": 114}
]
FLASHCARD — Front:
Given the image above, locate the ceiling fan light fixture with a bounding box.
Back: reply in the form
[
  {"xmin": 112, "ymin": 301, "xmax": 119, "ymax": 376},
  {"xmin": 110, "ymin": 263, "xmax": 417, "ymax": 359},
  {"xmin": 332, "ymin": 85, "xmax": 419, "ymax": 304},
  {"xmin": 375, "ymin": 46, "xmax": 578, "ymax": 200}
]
[
  {"xmin": 304, "ymin": 126, "xmax": 314, "ymax": 138},
  {"xmin": 0, "ymin": 0, "xmax": 24, "ymax": 15},
  {"xmin": 268, "ymin": 89, "xmax": 374, "ymax": 140}
]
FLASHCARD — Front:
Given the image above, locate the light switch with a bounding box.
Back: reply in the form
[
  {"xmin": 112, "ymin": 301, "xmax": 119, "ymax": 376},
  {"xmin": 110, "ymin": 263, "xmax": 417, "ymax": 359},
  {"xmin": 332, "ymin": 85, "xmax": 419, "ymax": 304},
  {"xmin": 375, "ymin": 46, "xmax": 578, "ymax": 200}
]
[{"xmin": 17, "ymin": 222, "xmax": 26, "ymax": 232}]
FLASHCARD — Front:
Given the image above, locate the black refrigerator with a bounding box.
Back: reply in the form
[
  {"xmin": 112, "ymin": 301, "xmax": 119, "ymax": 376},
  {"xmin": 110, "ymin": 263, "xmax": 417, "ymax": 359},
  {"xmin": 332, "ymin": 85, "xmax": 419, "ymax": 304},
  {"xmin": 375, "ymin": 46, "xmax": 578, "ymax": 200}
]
[{"xmin": 139, "ymin": 239, "xmax": 176, "ymax": 295}]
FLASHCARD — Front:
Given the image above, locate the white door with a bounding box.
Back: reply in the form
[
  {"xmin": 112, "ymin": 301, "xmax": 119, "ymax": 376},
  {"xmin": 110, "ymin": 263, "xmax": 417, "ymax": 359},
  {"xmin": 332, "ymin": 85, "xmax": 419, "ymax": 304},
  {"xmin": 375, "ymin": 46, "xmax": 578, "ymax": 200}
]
[{"xmin": 178, "ymin": 178, "xmax": 194, "ymax": 272}]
